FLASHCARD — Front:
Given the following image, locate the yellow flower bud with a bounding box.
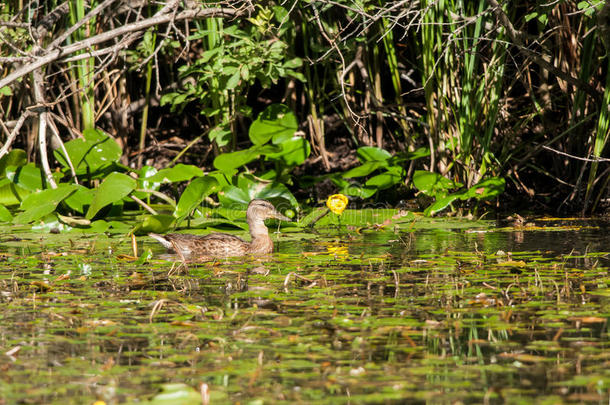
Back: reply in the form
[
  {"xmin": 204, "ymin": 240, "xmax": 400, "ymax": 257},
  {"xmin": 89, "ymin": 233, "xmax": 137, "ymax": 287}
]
[{"xmin": 326, "ymin": 194, "xmax": 348, "ymax": 215}]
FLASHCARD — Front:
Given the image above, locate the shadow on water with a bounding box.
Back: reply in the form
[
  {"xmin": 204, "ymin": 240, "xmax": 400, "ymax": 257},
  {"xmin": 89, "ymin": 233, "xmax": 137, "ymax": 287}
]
[{"xmin": 0, "ymin": 216, "xmax": 609, "ymax": 404}]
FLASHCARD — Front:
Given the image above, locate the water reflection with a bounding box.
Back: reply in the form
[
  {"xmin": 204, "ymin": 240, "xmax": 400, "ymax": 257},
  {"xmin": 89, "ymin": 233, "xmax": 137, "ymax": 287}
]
[{"xmin": 0, "ymin": 219, "xmax": 609, "ymax": 403}]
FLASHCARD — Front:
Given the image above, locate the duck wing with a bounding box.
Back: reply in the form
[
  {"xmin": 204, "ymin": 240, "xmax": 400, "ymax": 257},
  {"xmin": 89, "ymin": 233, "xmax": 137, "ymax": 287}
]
[{"xmin": 149, "ymin": 232, "xmax": 249, "ymax": 257}]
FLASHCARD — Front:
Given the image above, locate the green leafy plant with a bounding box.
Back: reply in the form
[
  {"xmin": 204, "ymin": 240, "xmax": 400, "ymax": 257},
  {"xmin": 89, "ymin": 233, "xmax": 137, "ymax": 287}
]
[
  {"xmin": 331, "ymin": 146, "xmax": 428, "ymax": 199},
  {"xmin": 210, "ymin": 104, "xmax": 307, "ymax": 209},
  {"xmin": 413, "ymin": 170, "xmax": 505, "ymax": 216},
  {"xmin": 160, "ymin": 7, "xmax": 304, "ymax": 148}
]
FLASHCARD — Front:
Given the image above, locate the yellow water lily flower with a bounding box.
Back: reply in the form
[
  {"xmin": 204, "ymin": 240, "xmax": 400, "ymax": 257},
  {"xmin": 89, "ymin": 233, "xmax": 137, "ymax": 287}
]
[
  {"xmin": 324, "ymin": 242, "xmax": 349, "ymax": 258},
  {"xmin": 326, "ymin": 194, "xmax": 348, "ymax": 215}
]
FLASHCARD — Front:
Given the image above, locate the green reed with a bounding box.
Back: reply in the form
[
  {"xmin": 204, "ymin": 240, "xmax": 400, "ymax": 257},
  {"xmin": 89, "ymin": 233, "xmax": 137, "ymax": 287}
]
[
  {"xmin": 68, "ymin": 0, "xmax": 96, "ymax": 130},
  {"xmin": 420, "ymin": 0, "xmax": 506, "ymax": 186}
]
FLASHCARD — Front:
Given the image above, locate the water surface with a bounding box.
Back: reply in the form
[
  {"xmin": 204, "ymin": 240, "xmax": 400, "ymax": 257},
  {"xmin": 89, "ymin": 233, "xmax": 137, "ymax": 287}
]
[{"xmin": 0, "ymin": 215, "xmax": 608, "ymax": 404}]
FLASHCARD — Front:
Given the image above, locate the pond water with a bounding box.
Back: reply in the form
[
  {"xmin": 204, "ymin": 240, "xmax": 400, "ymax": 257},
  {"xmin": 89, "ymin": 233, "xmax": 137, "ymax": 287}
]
[{"xmin": 0, "ymin": 214, "xmax": 609, "ymax": 404}]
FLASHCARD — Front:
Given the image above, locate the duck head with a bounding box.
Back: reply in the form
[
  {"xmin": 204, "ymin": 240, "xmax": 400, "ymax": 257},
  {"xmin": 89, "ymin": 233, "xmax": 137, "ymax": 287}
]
[{"xmin": 247, "ymin": 199, "xmax": 292, "ymax": 222}]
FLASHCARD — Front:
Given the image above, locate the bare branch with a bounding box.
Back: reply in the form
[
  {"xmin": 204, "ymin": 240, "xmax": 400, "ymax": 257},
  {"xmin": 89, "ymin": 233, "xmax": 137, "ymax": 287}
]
[
  {"xmin": 0, "ymin": 4, "xmax": 252, "ymax": 90},
  {"xmin": 32, "ymin": 68, "xmax": 57, "ymax": 189},
  {"xmin": 0, "ymin": 111, "xmax": 34, "ymax": 160}
]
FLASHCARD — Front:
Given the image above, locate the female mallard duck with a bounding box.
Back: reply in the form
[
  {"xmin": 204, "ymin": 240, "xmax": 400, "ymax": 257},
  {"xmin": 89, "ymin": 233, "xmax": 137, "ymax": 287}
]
[{"xmin": 149, "ymin": 199, "xmax": 291, "ymax": 259}]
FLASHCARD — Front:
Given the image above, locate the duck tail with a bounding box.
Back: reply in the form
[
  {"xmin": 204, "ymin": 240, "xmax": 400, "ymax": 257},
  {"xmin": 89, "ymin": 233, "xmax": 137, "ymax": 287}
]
[{"xmin": 148, "ymin": 233, "xmax": 174, "ymax": 250}]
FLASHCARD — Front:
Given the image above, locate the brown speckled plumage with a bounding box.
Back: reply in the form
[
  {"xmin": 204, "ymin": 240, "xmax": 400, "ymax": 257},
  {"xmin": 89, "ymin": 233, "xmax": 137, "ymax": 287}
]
[{"xmin": 149, "ymin": 199, "xmax": 291, "ymax": 260}]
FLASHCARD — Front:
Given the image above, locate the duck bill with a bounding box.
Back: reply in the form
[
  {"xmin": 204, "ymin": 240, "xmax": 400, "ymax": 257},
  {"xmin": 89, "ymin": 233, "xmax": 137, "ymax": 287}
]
[{"xmin": 272, "ymin": 210, "xmax": 292, "ymax": 222}]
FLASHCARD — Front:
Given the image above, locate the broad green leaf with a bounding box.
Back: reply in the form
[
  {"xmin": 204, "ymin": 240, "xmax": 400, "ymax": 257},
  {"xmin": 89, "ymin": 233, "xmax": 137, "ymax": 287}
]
[
  {"xmin": 136, "ymin": 214, "xmax": 175, "ymax": 234},
  {"xmin": 136, "ymin": 165, "xmax": 160, "ymax": 190},
  {"xmin": 0, "ymin": 204, "xmax": 12, "ymax": 222},
  {"xmin": 106, "ymin": 220, "xmax": 132, "ymax": 233},
  {"xmin": 213, "ymin": 148, "xmax": 259, "ymax": 172},
  {"xmin": 54, "ymin": 129, "xmax": 122, "ymax": 175},
  {"xmin": 423, "ymin": 194, "xmax": 460, "ymax": 216},
  {"xmin": 254, "ymin": 182, "xmax": 298, "ymax": 207},
  {"xmin": 14, "ymin": 184, "xmax": 78, "ymax": 224},
  {"xmin": 145, "ymin": 383, "xmax": 203, "ymax": 405},
  {"xmin": 249, "ymin": 104, "xmax": 297, "ymax": 145},
  {"xmin": 175, "ymin": 176, "xmax": 220, "ymax": 219},
  {"xmin": 206, "ymin": 171, "xmax": 234, "ymax": 188},
  {"xmin": 63, "ymin": 185, "xmax": 95, "ymax": 214},
  {"xmin": 331, "ymin": 176, "xmax": 377, "ymax": 199},
  {"xmin": 226, "ymin": 69, "xmax": 241, "ymax": 89},
  {"xmin": 283, "ymin": 57, "xmax": 303, "ymax": 69},
  {"xmin": 265, "ymin": 137, "xmax": 310, "ymax": 166},
  {"xmin": 412, "ymin": 170, "xmax": 461, "ymax": 197},
  {"xmin": 464, "ymin": 177, "xmax": 506, "ymax": 200},
  {"xmin": 86, "ymin": 172, "xmax": 136, "ymax": 219},
  {"xmin": 402, "ymin": 146, "xmax": 430, "ymax": 161},
  {"xmin": 20, "ymin": 184, "xmax": 79, "ymax": 211},
  {"xmin": 218, "ymin": 177, "xmax": 298, "ymax": 209},
  {"xmin": 87, "ymin": 220, "xmax": 110, "ymax": 233},
  {"xmin": 0, "ymin": 178, "xmax": 28, "ymax": 206},
  {"xmin": 5, "ymin": 163, "xmax": 45, "ymax": 191},
  {"xmin": 218, "ymin": 185, "xmax": 251, "ymax": 206},
  {"xmin": 0, "ymin": 149, "xmax": 26, "ymax": 175},
  {"xmin": 357, "ymin": 146, "xmax": 392, "ymax": 162},
  {"xmin": 13, "ymin": 203, "xmax": 57, "ymax": 224},
  {"xmin": 145, "ymin": 164, "xmax": 204, "ymax": 183},
  {"xmin": 365, "ymin": 171, "xmax": 402, "ymax": 189},
  {"xmin": 209, "ymin": 125, "xmax": 232, "ymax": 147},
  {"xmin": 342, "ymin": 161, "xmax": 386, "ymax": 178}
]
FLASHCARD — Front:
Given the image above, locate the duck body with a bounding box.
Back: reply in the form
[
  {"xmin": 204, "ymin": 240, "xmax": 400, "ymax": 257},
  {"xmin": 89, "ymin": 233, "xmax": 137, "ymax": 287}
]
[{"xmin": 149, "ymin": 199, "xmax": 290, "ymax": 260}]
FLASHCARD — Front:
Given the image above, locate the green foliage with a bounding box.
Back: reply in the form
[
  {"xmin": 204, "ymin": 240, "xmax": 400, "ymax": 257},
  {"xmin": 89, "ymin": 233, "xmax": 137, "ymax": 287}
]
[
  {"xmin": 333, "ymin": 146, "xmax": 428, "ymax": 199},
  {"xmin": 146, "ymin": 164, "xmax": 204, "ymax": 184},
  {"xmin": 0, "ymin": 103, "xmax": 304, "ymax": 232},
  {"xmin": 214, "ymin": 104, "xmax": 308, "ymax": 176},
  {"xmin": 54, "ymin": 128, "xmax": 122, "ymax": 178},
  {"xmin": 86, "ymin": 172, "xmax": 137, "ymax": 220},
  {"xmin": 160, "ymin": 7, "xmax": 303, "ymax": 148},
  {"xmin": 218, "ymin": 173, "xmax": 297, "ymax": 209},
  {"xmin": 174, "ymin": 176, "xmax": 219, "ymax": 220},
  {"xmin": 413, "ymin": 170, "xmax": 505, "ymax": 216}
]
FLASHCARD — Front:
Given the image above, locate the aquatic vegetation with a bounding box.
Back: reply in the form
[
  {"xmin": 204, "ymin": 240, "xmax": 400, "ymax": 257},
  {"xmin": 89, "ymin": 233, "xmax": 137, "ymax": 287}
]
[{"xmin": 0, "ymin": 218, "xmax": 608, "ymax": 403}]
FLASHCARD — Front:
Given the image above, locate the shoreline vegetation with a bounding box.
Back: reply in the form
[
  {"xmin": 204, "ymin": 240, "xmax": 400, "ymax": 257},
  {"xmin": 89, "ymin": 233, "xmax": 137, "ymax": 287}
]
[{"xmin": 1, "ymin": 1, "xmax": 610, "ymax": 229}]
